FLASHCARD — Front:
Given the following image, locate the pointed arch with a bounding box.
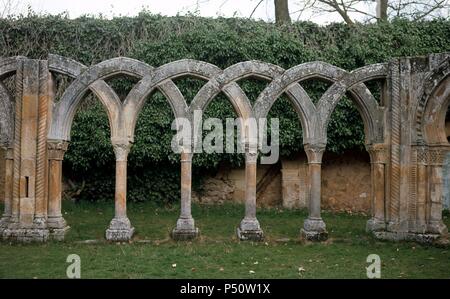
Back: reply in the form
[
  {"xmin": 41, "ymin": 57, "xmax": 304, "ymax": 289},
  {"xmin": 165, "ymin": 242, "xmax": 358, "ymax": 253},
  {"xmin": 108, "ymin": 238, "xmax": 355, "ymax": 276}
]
[{"xmin": 415, "ymin": 57, "xmax": 450, "ymax": 144}]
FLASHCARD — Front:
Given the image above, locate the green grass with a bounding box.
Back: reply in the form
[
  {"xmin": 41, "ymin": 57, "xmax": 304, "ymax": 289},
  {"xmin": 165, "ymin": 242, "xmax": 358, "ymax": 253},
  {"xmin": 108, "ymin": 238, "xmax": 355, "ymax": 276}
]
[{"xmin": 0, "ymin": 201, "xmax": 449, "ymax": 279}]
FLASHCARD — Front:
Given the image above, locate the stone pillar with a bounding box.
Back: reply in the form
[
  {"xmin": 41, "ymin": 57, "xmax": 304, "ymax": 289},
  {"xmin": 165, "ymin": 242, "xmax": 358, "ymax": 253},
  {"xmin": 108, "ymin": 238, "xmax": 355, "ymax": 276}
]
[
  {"xmin": 3, "ymin": 60, "xmax": 50, "ymax": 242},
  {"xmin": 366, "ymin": 144, "xmax": 387, "ymax": 232},
  {"xmin": 237, "ymin": 150, "xmax": 264, "ymax": 241},
  {"xmin": 47, "ymin": 140, "xmax": 69, "ymax": 240},
  {"xmin": 427, "ymin": 147, "xmax": 448, "ymax": 235},
  {"xmin": 0, "ymin": 147, "xmax": 14, "ymax": 231},
  {"xmin": 301, "ymin": 144, "xmax": 327, "ymax": 241},
  {"xmin": 105, "ymin": 141, "xmax": 135, "ymax": 242},
  {"xmin": 172, "ymin": 151, "xmax": 199, "ymax": 240}
]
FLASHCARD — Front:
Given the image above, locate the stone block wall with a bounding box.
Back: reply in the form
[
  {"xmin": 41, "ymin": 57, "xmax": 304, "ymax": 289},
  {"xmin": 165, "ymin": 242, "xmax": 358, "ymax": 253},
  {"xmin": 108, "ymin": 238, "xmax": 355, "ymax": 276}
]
[
  {"xmin": 194, "ymin": 151, "xmax": 372, "ymax": 213},
  {"xmin": 321, "ymin": 151, "xmax": 372, "ymax": 214},
  {"xmin": 193, "ymin": 164, "xmax": 282, "ymax": 207}
]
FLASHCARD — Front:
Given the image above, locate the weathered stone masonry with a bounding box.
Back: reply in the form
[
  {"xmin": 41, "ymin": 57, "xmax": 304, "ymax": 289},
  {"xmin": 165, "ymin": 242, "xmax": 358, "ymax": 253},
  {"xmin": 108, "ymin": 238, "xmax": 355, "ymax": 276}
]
[{"xmin": 0, "ymin": 53, "xmax": 448, "ymax": 243}]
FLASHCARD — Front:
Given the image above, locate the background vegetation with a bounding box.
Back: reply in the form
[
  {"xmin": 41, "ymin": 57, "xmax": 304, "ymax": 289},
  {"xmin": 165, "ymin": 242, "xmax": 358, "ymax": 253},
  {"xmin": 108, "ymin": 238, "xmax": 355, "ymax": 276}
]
[{"xmin": 1, "ymin": 13, "xmax": 449, "ymax": 202}]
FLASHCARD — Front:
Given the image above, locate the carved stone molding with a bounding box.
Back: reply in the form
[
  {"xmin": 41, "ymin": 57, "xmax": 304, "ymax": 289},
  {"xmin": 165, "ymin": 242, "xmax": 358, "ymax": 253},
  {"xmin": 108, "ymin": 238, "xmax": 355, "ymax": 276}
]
[
  {"xmin": 112, "ymin": 143, "xmax": 132, "ymax": 162},
  {"xmin": 304, "ymin": 144, "xmax": 326, "ymax": 164},
  {"xmin": 366, "ymin": 144, "xmax": 388, "ymax": 164},
  {"xmin": 416, "ymin": 146, "xmax": 429, "ymax": 165},
  {"xmin": 47, "ymin": 140, "xmax": 69, "ymax": 160},
  {"xmin": 428, "ymin": 148, "xmax": 445, "ymax": 166}
]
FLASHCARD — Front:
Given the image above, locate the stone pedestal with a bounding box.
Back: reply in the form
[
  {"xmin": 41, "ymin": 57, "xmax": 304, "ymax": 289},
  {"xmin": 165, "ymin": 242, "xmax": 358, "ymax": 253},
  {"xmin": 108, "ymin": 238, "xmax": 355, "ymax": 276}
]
[
  {"xmin": 106, "ymin": 217, "xmax": 135, "ymax": 242},
  {"xmin": 172, "ymin": 217, "xmax": 199, "ymax": 240},
  {"xmin": 300, "ymin": 217, "xmax": 328, "ymax": 241},
  {"xmin": 237, "ymin": 217, "xmax": 264, "ymax": 241},
  {"xmin": 3, "ymin": 217, "xmax": 49, "ymax": 242}
]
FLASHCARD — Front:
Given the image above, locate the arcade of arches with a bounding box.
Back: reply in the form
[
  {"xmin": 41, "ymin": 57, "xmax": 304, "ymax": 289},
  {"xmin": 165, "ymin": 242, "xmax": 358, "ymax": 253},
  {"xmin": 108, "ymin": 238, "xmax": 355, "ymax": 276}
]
[{"xmin": 0, "ymin": 53, "xmax": 449, "ymax": 243}]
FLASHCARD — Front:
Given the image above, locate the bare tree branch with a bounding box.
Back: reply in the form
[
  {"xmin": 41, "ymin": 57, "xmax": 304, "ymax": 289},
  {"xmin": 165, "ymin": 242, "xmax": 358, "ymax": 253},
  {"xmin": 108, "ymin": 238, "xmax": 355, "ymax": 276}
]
[{"xmin": 250, "ymin": 0, "xmax": 265, "ymax": 18}]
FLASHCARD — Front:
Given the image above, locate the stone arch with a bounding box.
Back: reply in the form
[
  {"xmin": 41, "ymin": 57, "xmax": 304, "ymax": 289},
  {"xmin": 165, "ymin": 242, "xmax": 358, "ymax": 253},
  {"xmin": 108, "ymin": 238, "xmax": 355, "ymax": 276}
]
[
  {"xmin": 0, "ymin": 56, "xmax": 22, "ymax": 148},
  {"xmin": 415, "ymin": 57, "xmax": 450, "ymax": 145},
  {"xmin": 47, "ymin": 56, "xmax": 187, "ymax": 142},
  {"xmin": 123, "ymin": 59, "xmax": 255, "ymax": 142},
  {"xmin": 0, "ymin": 82, "xmax": 13, "ymax": 148},
  {"xmin": 252, "ymin": 61, "xmax": 386, "ymax": 145},
  {"xmin": 191, "ymin": 60, "xmax": 316, "ymax": 144},
  {"xmin": 316, "ymin": 63, "xmax": 388, "ymax": 145}
]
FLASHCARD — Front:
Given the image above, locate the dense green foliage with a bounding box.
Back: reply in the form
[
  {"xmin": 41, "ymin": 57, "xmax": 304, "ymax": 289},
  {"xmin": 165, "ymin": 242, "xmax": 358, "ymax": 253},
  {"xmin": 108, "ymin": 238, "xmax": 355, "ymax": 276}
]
[{"xmin": 1, "ymin": 13, "xmax": 449, "ymax": 202}]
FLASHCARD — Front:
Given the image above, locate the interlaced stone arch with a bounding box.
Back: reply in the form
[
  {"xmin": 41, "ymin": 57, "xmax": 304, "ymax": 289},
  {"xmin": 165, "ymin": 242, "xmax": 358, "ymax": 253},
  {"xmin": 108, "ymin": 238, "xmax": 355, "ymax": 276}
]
[
  {"xmin": 414, "ymin": 56, "xmax": 450, "ymax": 145},
  {"xmin": 192, "ymin": 60, "xmax": 315, "ymax": 144},
  {"xmin": 0, "ymin": 56, "xmax": 21, "ymax": 148}
]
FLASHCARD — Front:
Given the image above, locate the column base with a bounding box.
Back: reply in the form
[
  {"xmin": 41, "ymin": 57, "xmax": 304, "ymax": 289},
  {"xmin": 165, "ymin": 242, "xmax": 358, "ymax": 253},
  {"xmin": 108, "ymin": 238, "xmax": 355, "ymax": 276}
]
[
  {"xmin": 372, "ymin": 231, "xmax": 446, "ymax": 244},
  {"xmin": 300, "ymin": 217, "xmax": 328, "ymax": 241},
  {"xmin": 237, "ymin": 218, "xmax": 264, "ymax": 241},
  {"xmin": 172, "ymin": 217, "xmax": 199, "ymax": 240},
  {"xmin": 427, "ymin": 221, "xmax": 448, "ymax": 235},
  {"xmin": 0, "ymin": 215, "xmax": 11, "ymax": 232},
  {"xmin": 2, "ymin": 219, "xmax": 49, "ymax": 242},
  {"xmin": 47, "ymin": 216, "xmax": 70, "ymax": 241},
  {"xmin": 105, "ymin": 217, "xmax": 135, "ymax": 242},
  {"xmin": 366, "ymin": 218, "xmax": 386, "ymax": 232}
]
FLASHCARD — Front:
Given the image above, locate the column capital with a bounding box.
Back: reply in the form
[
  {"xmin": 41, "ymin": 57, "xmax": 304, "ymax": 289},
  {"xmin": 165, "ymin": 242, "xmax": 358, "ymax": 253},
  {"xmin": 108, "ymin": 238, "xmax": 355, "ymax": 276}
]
[
  {"xmin": 304, "ymin": 144, "xmax": 326, "ymax": 164},
  {"xmin": 180, "ymin": 151, "xmax": 193, "ymax": 162},
  {"xmin": 47, "ymin": 140, "xmax": 69, "ymax": 160},
  {"xmin": 366, "ymin": 143, "xmax": 388, "ymax": 164},
  {"xmin": 245, "ymin": 151, "xmax": 258, "ymax": 163},
  {"xmin": 112, "ymin": 143, "xmax": 132, "ymax": 162}
]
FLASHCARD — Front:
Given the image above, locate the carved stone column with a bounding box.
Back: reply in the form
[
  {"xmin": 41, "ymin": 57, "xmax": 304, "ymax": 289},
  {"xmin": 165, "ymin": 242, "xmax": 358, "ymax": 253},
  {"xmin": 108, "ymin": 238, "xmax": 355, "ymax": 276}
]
[
  {"xmin": 47, "ymin": 140, "xmax": 70, "ymax": 240},
  {"xmin": 366, "ymin": 144, "xmax": 387, "ymax": 232},
  {"xmin": 237, "ymin": 149, "xmax": 264, "ymax": 241},
  {"xmin": 427, "ymin": 147, "xmax": 448, "ymax": 235},
  {"xmin": 0, "ymin": 147, "xmax": 14, "ymax": 231},
  {"xmin": 301, "ymin": 144, "xmax": 327, "ymax": 241},
  {"xmin": 105, "ymin": 141, "xmax": 135, "ymax": 242},
  {"xmin": 172, "ymin": 151, "xmax": 199, "ymax": 240},
  {"xmin": 416, "ymin": 147, "xmax": 428, "ymax": 232}
]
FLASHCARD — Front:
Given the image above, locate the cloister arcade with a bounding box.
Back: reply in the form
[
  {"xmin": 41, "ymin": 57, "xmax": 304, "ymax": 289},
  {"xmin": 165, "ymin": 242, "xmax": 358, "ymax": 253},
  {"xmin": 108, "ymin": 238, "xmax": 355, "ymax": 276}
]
[{"xmin": 0, "ymin": 52, "xmax": 448, "ymax": 243}]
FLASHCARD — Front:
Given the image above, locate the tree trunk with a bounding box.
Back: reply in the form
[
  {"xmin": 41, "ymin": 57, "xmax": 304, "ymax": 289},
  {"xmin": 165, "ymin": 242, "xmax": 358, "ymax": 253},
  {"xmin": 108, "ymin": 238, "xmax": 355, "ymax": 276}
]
[
  {"xmin": 377, "ymin": 0, "xmax": 388, "ymax": 21},
  {"xmin": 274, "ymin": 0, "xmax": 291, "ymax": 25}
]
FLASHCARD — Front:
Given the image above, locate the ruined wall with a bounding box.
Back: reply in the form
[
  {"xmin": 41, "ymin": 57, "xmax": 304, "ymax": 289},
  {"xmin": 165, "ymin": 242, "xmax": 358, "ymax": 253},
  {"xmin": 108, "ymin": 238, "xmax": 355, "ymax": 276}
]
[
  {"xmin": 321, "ymin": 151, "xmax": 371, "ymax": 214},
  {"xmin": 193, "ymin": 164, "xmax": 282, "ymax": 207},
  {"xmin": 194, "ymin": 152, "xmax": 371, "ymax": 213}
]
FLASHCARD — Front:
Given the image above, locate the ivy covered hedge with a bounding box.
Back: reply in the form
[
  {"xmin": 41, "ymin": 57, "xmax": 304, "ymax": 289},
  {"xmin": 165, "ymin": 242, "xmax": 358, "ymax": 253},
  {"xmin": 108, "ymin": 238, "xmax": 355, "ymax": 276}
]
[{"xmin": 1, "ymin": 13, "xmax": 449, "ymax": 202}]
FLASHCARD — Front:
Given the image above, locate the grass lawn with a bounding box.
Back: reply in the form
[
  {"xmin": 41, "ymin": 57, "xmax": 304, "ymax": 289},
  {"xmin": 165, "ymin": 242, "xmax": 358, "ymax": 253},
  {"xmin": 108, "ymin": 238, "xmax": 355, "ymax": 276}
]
[{"xmin": 0, "ymin": 201, "xmax": 449, "ymax": 279}]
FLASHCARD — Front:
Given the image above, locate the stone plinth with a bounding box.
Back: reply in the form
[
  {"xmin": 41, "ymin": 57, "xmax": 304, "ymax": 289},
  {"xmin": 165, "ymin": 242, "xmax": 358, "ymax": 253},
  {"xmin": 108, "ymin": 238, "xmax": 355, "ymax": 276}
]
[
  {"xmin": 105, "ymin": 217, "xmax": 135, "ymax": 242},
  {"xmin": 237, "ymin": 217, "xmax": 264, "ymax": 241}
]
